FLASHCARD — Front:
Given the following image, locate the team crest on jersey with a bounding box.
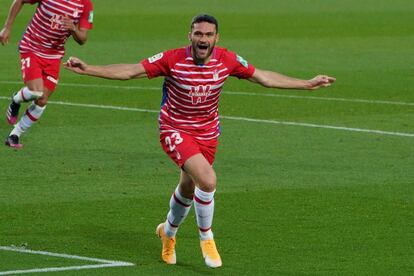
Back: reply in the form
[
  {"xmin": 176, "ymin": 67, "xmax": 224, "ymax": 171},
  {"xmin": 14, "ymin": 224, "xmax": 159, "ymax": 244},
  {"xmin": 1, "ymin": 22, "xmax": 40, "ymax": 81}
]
[
  {"xmin": 148, "ymin": 53, "xmax": 163, "ymax": 63},
  {"xmin": 236, "ymin": 55, "xmax": 249, "ymax": 68},
  {"xmin": 213, "ymin": 69, "xmax": 219, "ymax": 81},
  {"xmin": 189, "ymin": 85, "xmax": 211, "ymax": 105}
]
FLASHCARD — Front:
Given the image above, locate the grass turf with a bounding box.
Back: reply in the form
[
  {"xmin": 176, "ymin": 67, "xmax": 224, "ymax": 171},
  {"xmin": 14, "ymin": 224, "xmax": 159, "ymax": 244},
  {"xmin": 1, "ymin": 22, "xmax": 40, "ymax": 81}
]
[{"xmin": 0, "ymin": 0, "xmax": 413, "ymax": 275}]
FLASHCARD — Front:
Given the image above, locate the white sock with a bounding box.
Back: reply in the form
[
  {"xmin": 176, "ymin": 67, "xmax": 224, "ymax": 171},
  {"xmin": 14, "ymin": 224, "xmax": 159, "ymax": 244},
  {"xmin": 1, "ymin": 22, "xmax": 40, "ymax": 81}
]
[
  {"xmin": 164, "ymin": 185, "xmax": 193, "ymax": 237},
  {"xmin": 11, "ymin": 102, "xmax": 46, "ymax": 137},
  {"xmin": 13, "ymin": 87, "xmax": 43, "ymax": 104},
  {"xmin": 194, "ymin": 187, "xmax": 215, "ymax": 240}
]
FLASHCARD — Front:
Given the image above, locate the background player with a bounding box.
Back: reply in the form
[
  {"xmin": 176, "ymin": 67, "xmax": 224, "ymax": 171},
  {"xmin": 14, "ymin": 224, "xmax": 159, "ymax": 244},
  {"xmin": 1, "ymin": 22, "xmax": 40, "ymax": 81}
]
[
  {"xmin": 0, "ymin": 0, "xmax": 94, "ymax": 148},
  {"xmin": 64, "ymin": 14, "xmax": 335, "ymax": 268}
]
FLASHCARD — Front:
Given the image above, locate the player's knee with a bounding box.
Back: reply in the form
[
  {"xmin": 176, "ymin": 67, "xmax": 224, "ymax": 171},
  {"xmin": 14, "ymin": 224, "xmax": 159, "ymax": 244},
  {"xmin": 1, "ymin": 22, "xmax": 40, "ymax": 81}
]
[
  {"xmin": 179, "ymin": 181, "xmax": 195, "ymax": 198},
  {"xmin": 198, "ymin": 172, "xmax": 216, "ymax": 192},
  {"xmin": 35, "ymin": 97, "xmax": 48, "ymax": 107}
]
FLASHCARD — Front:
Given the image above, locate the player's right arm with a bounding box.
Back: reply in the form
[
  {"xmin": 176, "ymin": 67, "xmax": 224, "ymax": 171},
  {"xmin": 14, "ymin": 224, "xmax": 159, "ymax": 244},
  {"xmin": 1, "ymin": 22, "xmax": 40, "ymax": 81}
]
[
  {"xmin": 64, "ymin": 57, "xmax": 148, "ymax": 80},
  {"xmin": 0, "ymin": 0, "xmax": 32, "ymax": 45}
]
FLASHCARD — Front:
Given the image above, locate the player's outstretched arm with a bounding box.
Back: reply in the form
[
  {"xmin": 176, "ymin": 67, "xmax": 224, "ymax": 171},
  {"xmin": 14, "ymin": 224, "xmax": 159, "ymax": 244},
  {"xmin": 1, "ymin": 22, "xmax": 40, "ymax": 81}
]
[
  {"xmin": 248, "ymin": 68, "xmax": 336, "ymax": 90},
  {"xmin": 64, "ymin": 57, "xmax": 148, "ymax": 80},
  {"xmin": 0, "ymin": 0, "xmax": 29, "ymax": 45}
]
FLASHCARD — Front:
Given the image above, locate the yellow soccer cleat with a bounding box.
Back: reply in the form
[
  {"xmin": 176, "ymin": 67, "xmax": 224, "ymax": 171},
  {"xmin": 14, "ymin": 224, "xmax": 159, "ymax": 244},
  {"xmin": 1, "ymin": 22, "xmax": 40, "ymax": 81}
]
[
  {"xmin": 200, "ymin": 239, "xmax": 222, "ymax": 268},
  {"xmin": 156, "ymin": 223, "xmax": 176, "ymax": 264}
]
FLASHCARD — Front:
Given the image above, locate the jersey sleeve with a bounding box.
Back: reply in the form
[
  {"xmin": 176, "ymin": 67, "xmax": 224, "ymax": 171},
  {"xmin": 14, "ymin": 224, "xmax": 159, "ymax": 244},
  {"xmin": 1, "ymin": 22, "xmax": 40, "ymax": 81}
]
[
  {"xmin": 224, "ymin": 50, "xmax": 255, "ymax": 79},
  {"xmin": 140, "ymin": 50, "xmax": 172, "ymax": 79},
  {"xmin": 79, "ymin": 0, "xmax": 94, "ymax": 30}
]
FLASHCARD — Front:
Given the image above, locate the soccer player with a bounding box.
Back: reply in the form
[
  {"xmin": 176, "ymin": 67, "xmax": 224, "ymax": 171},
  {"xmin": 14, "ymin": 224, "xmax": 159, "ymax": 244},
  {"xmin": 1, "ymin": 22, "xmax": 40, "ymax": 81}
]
[
  {"xmin": 64, "ymin": 14, "xmax": 335, "ymax": 268},
  {"xmin": 0, "ymin": 0, "xmax": 94, "ymax": 148}
]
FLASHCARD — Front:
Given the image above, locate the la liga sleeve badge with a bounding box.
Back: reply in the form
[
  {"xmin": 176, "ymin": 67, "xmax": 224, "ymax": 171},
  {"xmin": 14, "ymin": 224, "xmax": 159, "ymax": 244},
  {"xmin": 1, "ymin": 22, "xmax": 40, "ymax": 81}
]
[
  {"xmin": 148, "ymin": 53, "xmax": 164, "ymax": 63},
  {"xmin": 236, "ymin": 55, "xmax": 249, "ymax": 68}
]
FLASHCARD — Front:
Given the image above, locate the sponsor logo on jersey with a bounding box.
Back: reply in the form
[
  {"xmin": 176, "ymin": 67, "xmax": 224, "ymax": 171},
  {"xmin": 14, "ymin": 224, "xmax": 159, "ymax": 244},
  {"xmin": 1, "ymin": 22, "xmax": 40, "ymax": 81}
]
[
  {"xmin": 148, "ymin": 53, "xmax": 163, "ymax": 63},
  {"xmin": 236, "ymin": 55, "xmax": 249, "ymax": 68},
  {"xmin": 50, "ymin": 15, "xmax": 64, "ymax": 30},
  {"xmin": 189, "ymin": 85, "xmax": 211, "ymax": 104}
]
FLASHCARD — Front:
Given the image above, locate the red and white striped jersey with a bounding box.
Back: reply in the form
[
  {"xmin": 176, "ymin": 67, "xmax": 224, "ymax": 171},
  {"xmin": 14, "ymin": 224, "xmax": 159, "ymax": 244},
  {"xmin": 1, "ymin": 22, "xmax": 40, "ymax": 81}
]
[
  {"xmin": 141, "ymin": 46, "xmax": 255, "ymax": 140},
  {"xmin": 19, "ymin": 0, "xmax": 93, "ymax": 59}
]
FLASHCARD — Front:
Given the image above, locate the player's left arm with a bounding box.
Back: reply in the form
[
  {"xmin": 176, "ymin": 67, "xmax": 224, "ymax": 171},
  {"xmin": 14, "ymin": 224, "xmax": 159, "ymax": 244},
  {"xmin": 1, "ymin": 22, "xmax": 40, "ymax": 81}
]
[
  {"xmin": 61, "ymin": 15, "xmax": 89, "ymax": 45},
  {"xmin": 248, "ymin": 68, "xmax": 336, "ymax": 90}
]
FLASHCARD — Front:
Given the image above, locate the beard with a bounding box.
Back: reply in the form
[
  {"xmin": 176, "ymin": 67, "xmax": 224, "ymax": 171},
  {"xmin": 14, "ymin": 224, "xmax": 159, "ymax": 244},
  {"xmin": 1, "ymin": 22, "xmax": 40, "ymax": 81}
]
[{"xmin": 192, "ymin": 41, "xmax": 215, "ymax": 63}]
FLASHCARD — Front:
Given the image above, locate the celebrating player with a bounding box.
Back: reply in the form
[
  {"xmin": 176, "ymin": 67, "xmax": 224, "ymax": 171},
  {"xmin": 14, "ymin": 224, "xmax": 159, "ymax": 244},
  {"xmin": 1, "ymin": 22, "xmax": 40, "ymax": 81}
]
[
  {"xmin": 0, "ymin": 0, "xmax": 94, "ymax": 148},
  {"xmin": 64, "ymin": 14, "xmax": 335, "ymax": 268}
]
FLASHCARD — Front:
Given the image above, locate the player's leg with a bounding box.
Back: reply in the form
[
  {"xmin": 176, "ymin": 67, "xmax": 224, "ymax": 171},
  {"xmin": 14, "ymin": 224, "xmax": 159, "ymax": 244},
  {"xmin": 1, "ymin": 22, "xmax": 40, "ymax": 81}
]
[
  {"xmin": 164, "ymin": 170, "xmax": 195, "ymax": 237},
  {"xmin": 6, "ymin": 54, "xmax": 44, "ymax": 125},
  {"xmin": 6, "ymin": 86, "xmax": 43, "ymax": 125},
  {"xmin": 156, "ymin": 171, "xmax": 195, "ymax": 265},
  {"xmin": 5, "ymin": 78, "xmax": 46, "ymax": 148},
  {"xmin": 157, "ymin": 131, "xmax": 221, "ymax": 267},
  {"xmin": 10, "ymin": 84, "xmax": 52, "ymax": 134},
  {"xmin": 183, "ymin": 153, "xmax": 222, "ymax": 268},
  {"xmin": 157, "ymin": 131, "xmax": 201, "ymax": 264},
  {"xmin": 6, "ymin": 55, "xmax": 59, "ymax": 148}
]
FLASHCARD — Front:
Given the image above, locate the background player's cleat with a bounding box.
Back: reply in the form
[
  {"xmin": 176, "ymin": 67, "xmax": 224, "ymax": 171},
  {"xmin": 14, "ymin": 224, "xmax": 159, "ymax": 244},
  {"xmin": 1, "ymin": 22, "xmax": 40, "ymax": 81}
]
[
  {"xmin": 6, "ymin": 100, "xmax": 21, "ymax": 125},
  {"xmin": 5, "ymin": 135, "xmax": 23, "ymax": 149},
  {"xmin": 200, "ymin": 239, "xmax": 222, "ymax": 268},
  {"xmin": 156, "ymin": 223, "xmax": 176, "ymax": 264}
]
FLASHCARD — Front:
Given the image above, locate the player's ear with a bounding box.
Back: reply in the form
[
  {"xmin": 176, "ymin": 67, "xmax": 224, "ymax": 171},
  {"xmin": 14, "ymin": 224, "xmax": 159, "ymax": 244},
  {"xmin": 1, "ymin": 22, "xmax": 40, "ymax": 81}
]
[
  {"xmin": 216, "ymin": 33, "xmax": 220, "ymax": 43},
  {"xmin": 188, "ymin": 32, "xmax": 191, "ymax": 41}
]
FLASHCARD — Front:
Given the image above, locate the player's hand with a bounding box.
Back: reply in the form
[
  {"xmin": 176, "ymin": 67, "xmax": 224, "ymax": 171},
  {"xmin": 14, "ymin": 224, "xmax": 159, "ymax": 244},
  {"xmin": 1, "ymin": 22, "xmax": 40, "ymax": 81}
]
[
  {"xmin": 0, "ymin": 27, "xmax": 11, "ymax": 46},
  {"xmin": 61, "ymin": 15, "xmax": 76, "ymax": 31},
  {"xmin": 306, "ymin": 75, "xmax": 336, "ymax": 90},
  {"xmin": 64, "ymin": 57, "xmax": 88, "ymax": 74}
]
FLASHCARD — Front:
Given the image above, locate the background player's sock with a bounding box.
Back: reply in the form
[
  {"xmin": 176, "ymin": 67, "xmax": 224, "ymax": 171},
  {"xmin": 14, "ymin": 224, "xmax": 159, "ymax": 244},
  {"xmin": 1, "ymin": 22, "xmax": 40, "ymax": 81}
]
[
  {"xmin": 10, "ymin": 102, "xmax": 46, "ymax": 137},
  {"xmin": 194, "ymin": 187, "xmax": 215, "ymax": 240},
  {"xmin": 164, "ymin": 185, "xmax": 193, "ymax": 237},
  {"xmin": 13, "ymin": 87, "xmax": 43, "ymax": 104}
]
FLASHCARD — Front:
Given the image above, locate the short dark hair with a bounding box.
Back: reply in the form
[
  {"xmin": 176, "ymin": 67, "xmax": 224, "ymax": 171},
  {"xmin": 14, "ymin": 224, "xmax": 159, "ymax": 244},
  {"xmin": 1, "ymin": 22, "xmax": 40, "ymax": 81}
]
[{"xmin": 190, "ymin": 14, "xmax": 219, "ymax": 33}]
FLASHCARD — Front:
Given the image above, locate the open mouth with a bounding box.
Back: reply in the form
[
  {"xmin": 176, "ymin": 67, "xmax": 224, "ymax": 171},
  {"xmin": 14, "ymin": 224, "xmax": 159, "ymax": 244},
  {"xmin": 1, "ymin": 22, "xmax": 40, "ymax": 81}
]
[
  {"xmin": 198, "ymin": 45, "xmax": 208, "ymax": 50},
  {"xmin": 197, "ymin": 44, "xmax": 209, "ymax": 54}
]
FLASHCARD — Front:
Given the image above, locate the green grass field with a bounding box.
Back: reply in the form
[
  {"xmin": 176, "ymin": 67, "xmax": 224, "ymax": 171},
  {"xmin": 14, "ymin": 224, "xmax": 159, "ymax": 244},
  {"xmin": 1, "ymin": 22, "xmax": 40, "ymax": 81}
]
[{"xmin": 0, "ymin": 0, "xmax": 413, "ymax": 275}]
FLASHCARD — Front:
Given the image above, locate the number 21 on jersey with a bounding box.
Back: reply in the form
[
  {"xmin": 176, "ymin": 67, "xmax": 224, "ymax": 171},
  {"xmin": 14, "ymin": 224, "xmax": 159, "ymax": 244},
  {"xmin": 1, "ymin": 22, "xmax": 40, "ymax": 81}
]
[{"xmin": 21, "ymin": 57, "xmax": 31, "ymax": 70}]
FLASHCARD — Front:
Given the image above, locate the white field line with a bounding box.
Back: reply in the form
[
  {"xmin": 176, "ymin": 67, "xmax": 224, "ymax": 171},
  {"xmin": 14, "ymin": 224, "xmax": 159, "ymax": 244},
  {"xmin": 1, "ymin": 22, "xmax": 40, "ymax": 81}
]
[
  {"xmin": 220, "ymin": 116, "xmax": 414, "ymax": 137},
  {"xmin": 0, "ymin": 246, "xmax": 132, "ymax": 264},
  {"xmin": 0, "ymin": 264, "xmax": 129, "ymax": 275},
  {"xmin": 1, "ymin": 80, "xmax": 413, "ymax": 107},
  {"xmin": 0, "ymin": 246, "xmax": 134, "ymax": 275},
  {"xmin": 0, "ymin": 96, "xmax": 412, "ymax": 138}
]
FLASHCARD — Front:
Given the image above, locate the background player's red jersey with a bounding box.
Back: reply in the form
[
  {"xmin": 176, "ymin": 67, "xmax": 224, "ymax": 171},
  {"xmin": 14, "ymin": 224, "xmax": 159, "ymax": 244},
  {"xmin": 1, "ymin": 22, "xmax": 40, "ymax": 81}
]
[
  {"xmin": 19, "ymin": 0, "xmax": 93, "ymax": 59},
  {"xmin": 141, "ymin": 46, "xmax": 255, "ymax": 140}
]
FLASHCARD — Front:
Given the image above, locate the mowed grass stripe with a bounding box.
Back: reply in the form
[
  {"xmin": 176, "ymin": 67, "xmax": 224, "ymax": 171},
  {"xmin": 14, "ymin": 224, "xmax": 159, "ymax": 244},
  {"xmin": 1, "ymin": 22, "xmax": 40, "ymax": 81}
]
[
  {"xmin": 0, "ymin": 0, "xmax": 412, "ymax": 275},
  {"xmin": 1, "ymin": 80, "xmax": 413, "ymax": 107},
  {"xmin": 0, "ymin": 96, "xmax": 412, "ymax": 137}
]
